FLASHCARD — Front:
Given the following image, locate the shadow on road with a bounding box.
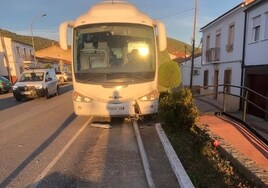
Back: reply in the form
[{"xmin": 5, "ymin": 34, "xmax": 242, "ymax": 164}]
[
  {"xmin": 0, "ymin": 113, "xmax": 77, "ymax": 188},
  {"xmin": 27, "ymin": 172, "xmax": 93, "ymax": 187}
]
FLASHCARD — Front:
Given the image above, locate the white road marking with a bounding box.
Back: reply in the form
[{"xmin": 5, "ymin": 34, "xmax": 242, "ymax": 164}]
[
  {"xmin": 31, "ymin": 116, "xmax": 93, "ymax": 188},
  {"xmin": 132, "ymin": 120, "xmax": 155, "ymax": 188}
]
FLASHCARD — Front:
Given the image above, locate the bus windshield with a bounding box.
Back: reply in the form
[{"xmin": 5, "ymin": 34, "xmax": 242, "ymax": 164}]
[{"xmin": 73, "ymin": 24, "xmax": 156, "ymax": 84}]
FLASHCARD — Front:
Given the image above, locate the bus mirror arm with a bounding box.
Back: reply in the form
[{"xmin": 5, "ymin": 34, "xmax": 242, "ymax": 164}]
[
  {"xmin": 154, "ymin": 20, "xmax": 167, "ymax": 52},
  {"xmin": 59, "ymin": 20, "xmax": 74, "ymax": 50}
]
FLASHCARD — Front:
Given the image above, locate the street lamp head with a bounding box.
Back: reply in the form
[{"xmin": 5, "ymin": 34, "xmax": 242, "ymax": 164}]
[{"xmin": 31, "ymin": 13, "xmax": 47, "ymax": 64}]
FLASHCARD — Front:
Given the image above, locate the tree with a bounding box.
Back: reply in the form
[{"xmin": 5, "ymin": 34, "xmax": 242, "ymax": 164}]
[{"xmin": 158, "ymin": 60, "xmax": 181, "ymax": 91}]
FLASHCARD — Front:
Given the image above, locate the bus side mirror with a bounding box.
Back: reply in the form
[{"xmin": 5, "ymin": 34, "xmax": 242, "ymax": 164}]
[
  {"xmin": 155, "ymin": 21, "xmax": 167, "ymax": 52},
  {"xmin": 59, "ymin": 21, "xmax": 74, "ymax": 50}
]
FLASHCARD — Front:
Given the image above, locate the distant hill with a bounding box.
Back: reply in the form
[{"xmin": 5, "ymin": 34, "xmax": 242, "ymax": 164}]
[
  {"xmin": 0, "ymin": 28, "xmax": 198, "ymax": 55},
  {"xmin": 167, "ymin": 37, "xmax": 191, "ymax": 56},
  {"xmin": 0, "ymin": 28, "xmax": 57, "ymax": 51}
]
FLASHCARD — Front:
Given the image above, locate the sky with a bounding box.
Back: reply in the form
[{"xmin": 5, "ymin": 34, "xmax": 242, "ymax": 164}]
[{"xmin": 0, "ymin": 0, "xmax": 243, "ymax": 45}]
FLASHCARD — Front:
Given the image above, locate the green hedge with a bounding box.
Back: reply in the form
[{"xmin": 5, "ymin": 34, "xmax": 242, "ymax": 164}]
[{"xmin": 158, "ymin": 89, "xmax": 198, "ymax": 131}]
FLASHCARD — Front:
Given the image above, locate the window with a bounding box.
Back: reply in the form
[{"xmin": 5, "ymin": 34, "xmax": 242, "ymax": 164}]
[
  {"xmin": 215, "ymin": 30, "xmax": 221, "ymax": 48},
  {"xmin": 23, "ymin": 48, "xmax": 27, "ymax": 59},
  {"xmin": 227, "ymin": 23, "xmax": 235, "ymax": 52},
  {"xmin": 215, "ymin": 30, "xmax": 221, "ymax": 61},
  {"xmin": 252, "ymin": 15, "xmax": 261, "ymax": 42},
  {"xmin": 206, "ymin": 34, "xmax": 210, "ymax": 49},
  {"xmin": 265, "ymin": 13, "xmax": 268, "ymax": 39},
  {"xmin": 205, "ymin": 35, "xmax": 211, "ymax": 62},
  {"xmin": 19, "ymin": 67, "xmax": 24, "ymax": 74},
  {"xmin": 16, "ymin": 46, "xmax": 20, "ymax": 58}
]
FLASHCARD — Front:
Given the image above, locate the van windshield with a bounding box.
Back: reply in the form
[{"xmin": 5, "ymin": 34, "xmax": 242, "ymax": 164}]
[
  {"xmin": 73, "ymin": 23, "xmax": 156, "ymax": 84},
  {"xmin": 18, "ymin": 72, "xmax": 44, "ymax": 82}
]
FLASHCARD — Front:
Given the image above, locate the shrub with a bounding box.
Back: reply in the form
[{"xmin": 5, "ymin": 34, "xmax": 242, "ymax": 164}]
[
  {"xmin": 158, "ymin": 60, "xmax": 181, "ymax": 92},
  {"xmin": 158, "ymin": 50, "xmax": 171, "ymax": 66},
  {"xmin": 158, "ymin": 88, "xmax": 198, "ymax": 131}
]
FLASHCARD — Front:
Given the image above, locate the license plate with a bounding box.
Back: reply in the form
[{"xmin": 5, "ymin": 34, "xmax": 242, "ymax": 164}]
[
  {"xmin": 21, "ymin": 91, "xmax": 31, "ymax": 95},
  {"xmin": 108, "ymin": 106, "xmax": 125, "ymax": 111}
]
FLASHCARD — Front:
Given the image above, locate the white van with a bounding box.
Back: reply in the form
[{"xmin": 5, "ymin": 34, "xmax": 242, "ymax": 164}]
[{"xmin": 12, "ymin": 69, "xmax": 59, "ymax": 101}]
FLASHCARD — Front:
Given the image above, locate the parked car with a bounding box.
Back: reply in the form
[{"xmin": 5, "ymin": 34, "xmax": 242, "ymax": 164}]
[
  {"xmin": 56, "ymin": 71, "xmax": 71, "ymax": 83},
  {"xmin": 0, "ymin": 76, "xmax": 12, "ymax": 94},
  {"xmin": 12, "ymin": 69, "xmax": 59, "ymax": 101}
]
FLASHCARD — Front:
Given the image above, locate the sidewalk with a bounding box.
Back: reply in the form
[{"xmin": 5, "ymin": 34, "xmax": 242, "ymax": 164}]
[{"xmin": 194, "ymin": 96, "xmax": 268, "ymax": 186}]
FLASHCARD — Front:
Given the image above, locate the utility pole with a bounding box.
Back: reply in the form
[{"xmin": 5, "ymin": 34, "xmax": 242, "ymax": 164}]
[
  {"xmin": 190, "ymin": 0, "xmax": 198, "ymax": 89},
  {"xmin": 0, "ymin": 35, "xmax": 12, "ymax": 83}
]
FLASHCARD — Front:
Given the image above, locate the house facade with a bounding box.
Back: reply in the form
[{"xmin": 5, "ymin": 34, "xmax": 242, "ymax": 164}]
[
  {"xmin": 35, "ymin": 43, "xmax": 71, "ymax": 73},
  {"xmin": 243, "ymin": 0, "xmax": 268, "ymax": 119},
  {"xmin": 200, "ymin": 3, "xmax": 245, "ymax": 111},
  {"xmin": 0, "ymin": 37, "xmax": 33, "ymax": 83}
]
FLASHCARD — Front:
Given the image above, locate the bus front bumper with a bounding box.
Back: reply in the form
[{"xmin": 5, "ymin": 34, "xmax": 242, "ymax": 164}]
[{"xmin": 73, "ymin": 99, "xmax": 158, "ymax": 117}]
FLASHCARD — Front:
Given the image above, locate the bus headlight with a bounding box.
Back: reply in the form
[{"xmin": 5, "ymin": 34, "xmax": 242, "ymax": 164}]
[
  {"xmin": 139, "ymin": 90, "xmax": 159, "ymax": 101},
  {"xmin": 73, "ymin": 91, "xmax": 93, "ymax": 103}
]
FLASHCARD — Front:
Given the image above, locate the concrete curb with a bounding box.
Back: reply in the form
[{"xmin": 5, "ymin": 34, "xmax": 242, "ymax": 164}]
[{"xmin": 155, "ymin": 123, "xmax": 194, "ymax": 188}]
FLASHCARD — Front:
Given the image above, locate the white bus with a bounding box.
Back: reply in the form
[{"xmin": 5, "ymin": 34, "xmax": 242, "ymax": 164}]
[{"xmin": 59, "ymin": 1, "xmax": 166, "ymax": 117}]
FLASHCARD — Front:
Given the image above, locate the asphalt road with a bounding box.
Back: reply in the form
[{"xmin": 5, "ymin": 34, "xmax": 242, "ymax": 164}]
[{"xmin": 0, "ymin": 85, "xmax": 179, "ymax": 188}]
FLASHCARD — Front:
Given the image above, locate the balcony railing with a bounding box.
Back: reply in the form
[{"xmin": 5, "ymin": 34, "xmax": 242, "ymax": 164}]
[
  {"xmin": 23, "ymin": 55, "xmax": 34, "ymax": 61},
  {"xmin": 205, "ymin": 47, "xmax": 220, "ymax": 62}
]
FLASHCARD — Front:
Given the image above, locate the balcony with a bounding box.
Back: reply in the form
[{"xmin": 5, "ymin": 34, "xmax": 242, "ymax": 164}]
[
  {"xmin": 205, "ymin": 47, "xmax": 220, "ymax": 62},
  {"xmin": 23, "ymin": 55, "xmax": 35, "ymax": 65}
]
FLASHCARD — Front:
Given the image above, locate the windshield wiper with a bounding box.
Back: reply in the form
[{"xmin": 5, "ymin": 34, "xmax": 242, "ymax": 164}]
[{"xmin": 80, "ymin": 74, "xmax": 106, "ymax": 83}]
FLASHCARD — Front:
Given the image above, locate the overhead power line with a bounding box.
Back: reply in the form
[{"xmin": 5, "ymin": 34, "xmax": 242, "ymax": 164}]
[{"xmin": 154, "ymin": 8, "xmax": 194, "ymax": 19}]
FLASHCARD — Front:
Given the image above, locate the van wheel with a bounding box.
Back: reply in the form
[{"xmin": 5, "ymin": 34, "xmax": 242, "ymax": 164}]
[
  {"xmin": 56, "ymin": 86, "xmax": 60, "ymax": 96},
  {"xmin": 45, "ymin": 89, "xmax": 50, "ymax": 99},
  {"xmin": 15, "ymin": 97, "xmax": 22, "ymax": 101}
]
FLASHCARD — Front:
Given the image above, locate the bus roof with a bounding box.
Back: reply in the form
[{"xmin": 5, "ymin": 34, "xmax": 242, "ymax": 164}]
[{"xmin": 74, "ymin": 1, "xmax": 154, "ymax": 27}]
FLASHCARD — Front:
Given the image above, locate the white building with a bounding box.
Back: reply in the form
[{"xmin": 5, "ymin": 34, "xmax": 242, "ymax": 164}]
[
  {"xmin": 0, "ymin": 37, "xmax": 33, "ymax": 83},
  {"xmin": 200, "ymin": 3, "xmax": 245, "ymax": 111},
  {"xmin": 243, "ymin": 0, "xmax": 268, "ymax": 119},
  {"xmin": 176, "ymin": 53, "xmax": 202, "ymax": 90}
]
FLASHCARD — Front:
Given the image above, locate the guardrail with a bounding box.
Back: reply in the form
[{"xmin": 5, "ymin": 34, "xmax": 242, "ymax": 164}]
[
  {"xmin": 193, "ymin": 84, "xmax": 268, "ymax": 145},
  {"xmin": 193, "ymin": 84, "xmax": 268, "ymax": 122}
]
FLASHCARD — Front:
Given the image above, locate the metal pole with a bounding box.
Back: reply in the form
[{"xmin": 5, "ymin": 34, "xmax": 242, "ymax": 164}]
[
  {"xmin": 190, "ymin": 0, "xmax": 198, "ymax": 89},
  {"xmin": 243, "ymin": 90, "xmax": 248, "ymax": 122},
  {"xmin": 223, "ymin": 85, "xmax": 227, "ymax": 112},
  {"xmin": 31, "ymin": 13, "xmax": 47, "ymax": 64}
]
